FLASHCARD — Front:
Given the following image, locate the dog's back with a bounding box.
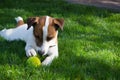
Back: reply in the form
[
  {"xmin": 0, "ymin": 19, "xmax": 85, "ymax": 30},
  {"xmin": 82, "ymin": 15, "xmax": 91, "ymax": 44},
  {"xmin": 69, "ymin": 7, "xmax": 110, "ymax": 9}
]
[{"xmin": 0, "ymin": 17, "xmax": 33, "ymax": 41}]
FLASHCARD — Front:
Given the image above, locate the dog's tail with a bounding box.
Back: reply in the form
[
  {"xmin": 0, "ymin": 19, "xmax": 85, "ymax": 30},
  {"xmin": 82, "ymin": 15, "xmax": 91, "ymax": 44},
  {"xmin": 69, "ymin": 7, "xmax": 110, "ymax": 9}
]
[{"xmin": 15, "ymin": 16, "xmax": 24, "ymax": 27}]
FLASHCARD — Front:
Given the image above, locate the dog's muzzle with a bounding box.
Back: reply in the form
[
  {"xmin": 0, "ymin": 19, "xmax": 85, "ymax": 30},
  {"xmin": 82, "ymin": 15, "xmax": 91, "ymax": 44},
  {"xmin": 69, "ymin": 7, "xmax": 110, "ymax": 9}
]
[
  {"xmin": 38, "ymin": 45, "xmax": 56, "ymax": 55},
  {"xmin": 38, "ymin": 50, "xmax": 45, "ymax": 55}
]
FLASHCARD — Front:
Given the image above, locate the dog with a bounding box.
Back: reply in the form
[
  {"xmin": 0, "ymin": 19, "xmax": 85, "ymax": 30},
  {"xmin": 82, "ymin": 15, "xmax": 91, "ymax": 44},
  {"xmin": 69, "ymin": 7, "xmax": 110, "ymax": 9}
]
[{"xmin": 0, "ymin": 16, "xmax": 64, "ymax": 65}]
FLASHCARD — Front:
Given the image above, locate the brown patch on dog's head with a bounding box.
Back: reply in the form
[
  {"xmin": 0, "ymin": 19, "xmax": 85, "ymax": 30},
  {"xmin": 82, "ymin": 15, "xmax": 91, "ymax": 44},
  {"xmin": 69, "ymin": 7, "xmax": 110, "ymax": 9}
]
[
  {"xmin": 26, "ymin": 17, "xmax": 40, "ymax": 30},
  {"xmin": 53, "ymin": 18, "xmax": 64, "ymax": 30},
  {"xmin": 46, "ymin": 17, "xmax": 56, "ymax": 42},
  {"xmin": 33, "ymin": 16, "xmax": 46, "ymax": 46},
  {"xmin": 27, "ymin": 16, "xmax": 46, "ymax": 46},
  {"xmin": 47, "ymin": 17, "xmax": 64, "ymax": 41},
  {"xmin": 26, "ymin": 16, "xmax": 64, "ymax": 46}
]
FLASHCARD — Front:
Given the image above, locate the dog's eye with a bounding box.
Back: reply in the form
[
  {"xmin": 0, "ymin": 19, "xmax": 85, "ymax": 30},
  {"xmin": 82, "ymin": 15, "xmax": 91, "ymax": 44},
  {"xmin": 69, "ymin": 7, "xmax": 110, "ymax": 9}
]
[{"xmin": 47, "ymin": 36, "xmax": 53, "ymax": 41}]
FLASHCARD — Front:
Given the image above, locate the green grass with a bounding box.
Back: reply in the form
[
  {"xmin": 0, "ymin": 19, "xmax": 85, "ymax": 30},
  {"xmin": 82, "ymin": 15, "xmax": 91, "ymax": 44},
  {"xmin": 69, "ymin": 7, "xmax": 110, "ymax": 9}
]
[{"xmin": 0, "ymin": 0, "xmax": 120, "ymax": 80}]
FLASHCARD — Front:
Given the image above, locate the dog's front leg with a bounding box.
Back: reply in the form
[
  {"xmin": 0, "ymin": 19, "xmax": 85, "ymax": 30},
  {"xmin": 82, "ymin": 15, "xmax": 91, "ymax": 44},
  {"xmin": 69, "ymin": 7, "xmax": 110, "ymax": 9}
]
[
  {"xmin": 42, "ymin": 46, "xmax": 58, "ymax": 66},
  {"xmin": 42, "ymin": 55, "xmax": 57, "ymax": 66},
  {"xmin": 25, "ymin": 44, "xmax": 37, "ymax": 57}
]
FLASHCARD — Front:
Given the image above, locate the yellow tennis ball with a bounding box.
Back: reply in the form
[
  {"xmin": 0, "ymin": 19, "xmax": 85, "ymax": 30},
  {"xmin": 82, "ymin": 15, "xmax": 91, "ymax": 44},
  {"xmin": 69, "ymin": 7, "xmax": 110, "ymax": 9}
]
[{"xmin": 26, "ymin": 56, "xmax": 41, "ymax": 67}]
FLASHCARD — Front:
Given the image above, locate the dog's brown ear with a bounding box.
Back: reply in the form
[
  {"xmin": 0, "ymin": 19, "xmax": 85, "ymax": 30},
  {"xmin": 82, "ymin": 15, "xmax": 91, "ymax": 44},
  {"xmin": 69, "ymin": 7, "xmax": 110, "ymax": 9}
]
[
  {"xmin": 53, "ymin": 18, "xmax": 64, "ymax": 30},
  {"xmin": 27, "ymin": 17, "xmax": 39, "ymax": 30}
]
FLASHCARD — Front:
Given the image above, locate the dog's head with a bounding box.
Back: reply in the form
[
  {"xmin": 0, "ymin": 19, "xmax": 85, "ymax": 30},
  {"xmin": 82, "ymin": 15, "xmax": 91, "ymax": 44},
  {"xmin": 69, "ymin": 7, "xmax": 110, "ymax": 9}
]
[{"xmin": 27, "ymin": 16, "xmax": 64, "ymax": 55}]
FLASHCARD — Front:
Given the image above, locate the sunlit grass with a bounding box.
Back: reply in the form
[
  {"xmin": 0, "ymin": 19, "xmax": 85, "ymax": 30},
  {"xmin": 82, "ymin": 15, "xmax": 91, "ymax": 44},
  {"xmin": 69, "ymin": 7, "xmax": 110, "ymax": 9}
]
[{"xmin": 0, "ymin": 0, "xmax": 120, "ymax": 80}]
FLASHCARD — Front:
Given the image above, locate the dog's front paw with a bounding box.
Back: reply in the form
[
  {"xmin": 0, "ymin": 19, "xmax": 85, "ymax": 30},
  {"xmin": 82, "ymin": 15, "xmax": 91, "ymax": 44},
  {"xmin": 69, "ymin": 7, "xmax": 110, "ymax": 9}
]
[
  {"xmin": 26, "ymin": 49, "xmax": 37, "ymax": 57},
  {"xmin": 42, "ymin": 57, "xmax": 52, "ymax": 66}
]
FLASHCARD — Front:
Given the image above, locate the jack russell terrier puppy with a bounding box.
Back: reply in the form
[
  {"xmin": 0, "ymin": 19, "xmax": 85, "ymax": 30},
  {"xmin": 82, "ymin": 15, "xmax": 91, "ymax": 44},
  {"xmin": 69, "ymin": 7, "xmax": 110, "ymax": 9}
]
[{"xmin": 0, "ymin": 16, "xmax": 64, "ymax": 65}]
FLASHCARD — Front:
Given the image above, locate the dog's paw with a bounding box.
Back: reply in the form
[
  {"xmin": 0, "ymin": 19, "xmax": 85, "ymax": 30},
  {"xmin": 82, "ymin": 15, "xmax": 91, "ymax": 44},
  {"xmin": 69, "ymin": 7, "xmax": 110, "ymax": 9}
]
[
  {"xmin": 26, "ymin": 49, "xmax": 37, "ymax": 57},
  {"xmin": 42, "ymin": 57, "xmax": 52, "ymax": 66}
]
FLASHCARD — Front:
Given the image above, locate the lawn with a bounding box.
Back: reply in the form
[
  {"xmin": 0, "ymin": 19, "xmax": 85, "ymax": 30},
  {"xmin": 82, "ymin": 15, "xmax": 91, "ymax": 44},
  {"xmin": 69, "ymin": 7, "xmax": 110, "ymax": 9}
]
[{"xmin": 0, "ymin": 0, "xmax": 120, "ymax": 80}]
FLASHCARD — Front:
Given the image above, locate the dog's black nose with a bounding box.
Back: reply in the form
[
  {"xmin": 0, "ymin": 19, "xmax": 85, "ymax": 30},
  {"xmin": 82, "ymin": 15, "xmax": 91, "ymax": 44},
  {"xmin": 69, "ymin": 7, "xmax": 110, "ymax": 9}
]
[{"xmin": 38, "ymin": 50, "xmax": 45, "ymax": 55}]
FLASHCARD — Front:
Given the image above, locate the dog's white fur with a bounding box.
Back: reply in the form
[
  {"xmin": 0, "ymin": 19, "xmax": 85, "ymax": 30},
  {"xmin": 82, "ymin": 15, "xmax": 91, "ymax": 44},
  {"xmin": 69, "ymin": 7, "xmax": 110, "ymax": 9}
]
[{"xmin": 0, "ymin": 16, "xmax": 58, "ymax": 65}]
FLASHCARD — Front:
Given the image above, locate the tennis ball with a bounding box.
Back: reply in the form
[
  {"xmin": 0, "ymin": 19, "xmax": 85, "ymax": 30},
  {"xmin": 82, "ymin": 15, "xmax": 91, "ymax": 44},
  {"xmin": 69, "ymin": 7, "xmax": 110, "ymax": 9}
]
[{"xmin": 26, "ymin": 56, "xmax": 41, "ymax": 67}]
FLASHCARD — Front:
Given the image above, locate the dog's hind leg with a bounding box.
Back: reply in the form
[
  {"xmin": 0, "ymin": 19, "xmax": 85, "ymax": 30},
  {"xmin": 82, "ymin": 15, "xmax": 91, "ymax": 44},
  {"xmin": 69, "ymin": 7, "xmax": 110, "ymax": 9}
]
[
  {"xmin": 0, "ymin": 28, "xmax": 20, "ymax": 41},
  {"xmin": 0, "ymin": 16, "xmax": 28, "ymax": 41},
  {"xmin": 0, "ymin": 24, "xmax": 28, "ymax": 41}
]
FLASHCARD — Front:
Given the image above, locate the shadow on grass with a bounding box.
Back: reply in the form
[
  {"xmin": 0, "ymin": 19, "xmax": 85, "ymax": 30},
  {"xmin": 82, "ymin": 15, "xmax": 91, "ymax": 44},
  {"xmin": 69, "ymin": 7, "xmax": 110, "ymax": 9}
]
[{"xmin": 0, "ymin": 40, "xmax": 26, "ymax": 65}]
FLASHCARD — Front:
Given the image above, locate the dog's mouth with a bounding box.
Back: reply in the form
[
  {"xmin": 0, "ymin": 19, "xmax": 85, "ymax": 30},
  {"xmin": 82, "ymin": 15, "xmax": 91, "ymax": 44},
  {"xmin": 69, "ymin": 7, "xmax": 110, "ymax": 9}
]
[
  {"xmin": 49, "ymin": 45, "xmax": 56, "ymax": 48},
  {"xmin": 37, "ymin": 44, "xmax": 56, "ymax": 56}
]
